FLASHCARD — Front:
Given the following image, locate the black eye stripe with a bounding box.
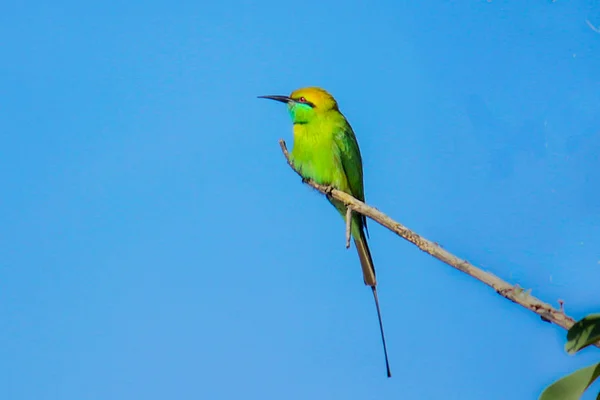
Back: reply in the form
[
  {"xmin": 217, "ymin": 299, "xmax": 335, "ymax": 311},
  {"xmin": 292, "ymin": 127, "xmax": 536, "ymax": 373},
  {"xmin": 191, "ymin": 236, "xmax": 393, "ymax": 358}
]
[{"xmin": 294, "ymin": 97, "xmax": 315, "ymax": 108}]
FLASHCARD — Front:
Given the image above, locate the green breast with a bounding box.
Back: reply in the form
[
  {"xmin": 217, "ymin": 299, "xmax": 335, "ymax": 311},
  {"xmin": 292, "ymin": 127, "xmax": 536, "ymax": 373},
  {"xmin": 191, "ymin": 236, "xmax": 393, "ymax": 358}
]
[{"xmin": 290, "ymin": 120, "xmax": 349, "ymax": 192}]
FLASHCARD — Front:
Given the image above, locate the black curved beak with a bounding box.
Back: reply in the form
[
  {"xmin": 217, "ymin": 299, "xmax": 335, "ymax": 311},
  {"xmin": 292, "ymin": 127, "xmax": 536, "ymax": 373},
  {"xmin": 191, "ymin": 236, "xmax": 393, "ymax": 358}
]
[{"xmin": 257, "ymin": 95, "xmax": 293, "ymax": 104}]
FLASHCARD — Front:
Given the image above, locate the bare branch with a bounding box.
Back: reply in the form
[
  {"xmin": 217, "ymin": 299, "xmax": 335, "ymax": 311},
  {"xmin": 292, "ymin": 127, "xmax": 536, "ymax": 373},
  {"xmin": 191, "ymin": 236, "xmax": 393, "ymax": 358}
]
[
  {"xmin": 586, "ymin": 19, "xmax": 600, "ymax": 34},
  {"xmin": 278, "ymin": 139, "xmax": 596, "ymax": 346}
]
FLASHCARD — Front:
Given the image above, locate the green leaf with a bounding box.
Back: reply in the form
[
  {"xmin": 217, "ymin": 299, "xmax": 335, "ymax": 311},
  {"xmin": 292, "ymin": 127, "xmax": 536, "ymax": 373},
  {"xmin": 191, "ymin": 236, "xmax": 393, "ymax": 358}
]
[
  {"xmin": 566, "ymin": 314, "xmax": 600, "ymax": 355},
  {"xmin": 539, "ymin": 363, "xmax": 600, "ymax": 400}
]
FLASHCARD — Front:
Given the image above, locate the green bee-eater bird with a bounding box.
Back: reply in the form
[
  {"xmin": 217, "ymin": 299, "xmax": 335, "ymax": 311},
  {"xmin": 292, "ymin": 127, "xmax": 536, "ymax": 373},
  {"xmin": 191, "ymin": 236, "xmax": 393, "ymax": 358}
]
[{"xmin": 259, "ymin": 87, "xmax": 391, "ymax": 377}]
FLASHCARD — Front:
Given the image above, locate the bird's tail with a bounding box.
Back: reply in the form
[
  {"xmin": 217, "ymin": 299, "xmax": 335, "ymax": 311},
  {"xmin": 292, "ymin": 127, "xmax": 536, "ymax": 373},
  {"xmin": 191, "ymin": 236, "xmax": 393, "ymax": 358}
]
[
  {"xmin": 353, "ymin": 228, "xmax": 376, "ymax": 286},
  {"xmin": 354, "ymin": 227, "xmax": 392, "ymax": 378}
]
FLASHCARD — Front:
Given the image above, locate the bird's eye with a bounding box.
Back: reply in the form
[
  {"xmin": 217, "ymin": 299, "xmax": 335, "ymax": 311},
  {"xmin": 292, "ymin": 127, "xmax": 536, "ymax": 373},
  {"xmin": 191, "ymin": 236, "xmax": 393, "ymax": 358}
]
[{"xmin": 298, "ymin": 96, "xmax": 306, "ymax": 103}]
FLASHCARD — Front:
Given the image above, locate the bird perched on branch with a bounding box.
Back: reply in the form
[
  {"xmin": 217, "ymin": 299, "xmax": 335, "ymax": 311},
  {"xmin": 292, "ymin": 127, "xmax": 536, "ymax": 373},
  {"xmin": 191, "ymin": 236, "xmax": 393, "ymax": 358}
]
[{"xmin": 259, "ymin": 87, "xmax": 391, "ymax": 377}]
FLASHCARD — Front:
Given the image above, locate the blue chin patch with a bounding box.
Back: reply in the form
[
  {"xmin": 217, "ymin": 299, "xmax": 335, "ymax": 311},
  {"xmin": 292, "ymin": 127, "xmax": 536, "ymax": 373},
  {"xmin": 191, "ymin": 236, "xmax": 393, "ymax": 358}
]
[{"xmin": 288, "ymin": 103, "xmax": 312, "ymax": 123}]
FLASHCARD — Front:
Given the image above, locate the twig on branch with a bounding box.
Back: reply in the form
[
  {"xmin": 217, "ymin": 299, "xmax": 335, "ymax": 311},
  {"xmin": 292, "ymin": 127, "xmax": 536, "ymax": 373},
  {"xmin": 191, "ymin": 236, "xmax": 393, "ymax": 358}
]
[
  {"xmin": 278, "ymin": 139, "xmax": 596, "ymax": 347},
  {"xmin": 345, "ymin": 207, "xmax": 352, "ymax": 249},
  {"xmin": 586, "ymin": 19, "xmax": 600, "ymax": 34}
]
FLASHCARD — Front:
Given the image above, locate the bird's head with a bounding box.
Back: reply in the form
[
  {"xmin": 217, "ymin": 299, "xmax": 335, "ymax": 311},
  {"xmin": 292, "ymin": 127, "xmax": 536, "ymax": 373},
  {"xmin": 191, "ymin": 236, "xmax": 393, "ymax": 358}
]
[{"xmin": 258, "ymin": 87, "xmax": 339, "ymax": 124}]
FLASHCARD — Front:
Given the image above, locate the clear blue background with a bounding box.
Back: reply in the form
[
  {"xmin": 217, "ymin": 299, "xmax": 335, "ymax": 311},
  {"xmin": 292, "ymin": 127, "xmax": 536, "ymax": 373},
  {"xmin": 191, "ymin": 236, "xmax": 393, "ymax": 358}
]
[{"xmin": 1, "ymin": 1, "xmax": 600, "ymax": 399}]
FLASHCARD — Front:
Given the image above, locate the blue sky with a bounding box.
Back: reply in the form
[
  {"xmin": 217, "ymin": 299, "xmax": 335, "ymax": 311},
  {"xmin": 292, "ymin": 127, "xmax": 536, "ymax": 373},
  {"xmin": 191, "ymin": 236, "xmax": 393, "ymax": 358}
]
[{"xmin": 1, "ymin": 1, "xmax": 600, "ymax": 399}]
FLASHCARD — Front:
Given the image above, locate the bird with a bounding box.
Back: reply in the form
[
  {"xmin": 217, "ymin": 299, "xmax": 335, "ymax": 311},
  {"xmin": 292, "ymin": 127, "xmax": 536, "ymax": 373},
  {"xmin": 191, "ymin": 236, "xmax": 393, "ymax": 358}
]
[{"xmin": 258, "ymin": 87, "xmax": 391, "ymax": 377}]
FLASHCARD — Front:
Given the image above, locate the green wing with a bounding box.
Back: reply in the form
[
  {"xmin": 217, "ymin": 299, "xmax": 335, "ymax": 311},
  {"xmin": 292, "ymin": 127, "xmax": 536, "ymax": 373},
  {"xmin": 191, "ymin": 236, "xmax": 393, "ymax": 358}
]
[{"xmin": 333, "ymin": 119, "xmax": 369, "ymax": 234}]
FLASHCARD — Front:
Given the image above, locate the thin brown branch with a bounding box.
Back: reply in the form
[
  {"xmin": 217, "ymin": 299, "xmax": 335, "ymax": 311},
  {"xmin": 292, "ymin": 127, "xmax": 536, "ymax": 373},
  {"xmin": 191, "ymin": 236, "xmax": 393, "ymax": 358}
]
[{"xmin": 278, "ymin": 138, "xmax": 595, "ymax": 346}]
